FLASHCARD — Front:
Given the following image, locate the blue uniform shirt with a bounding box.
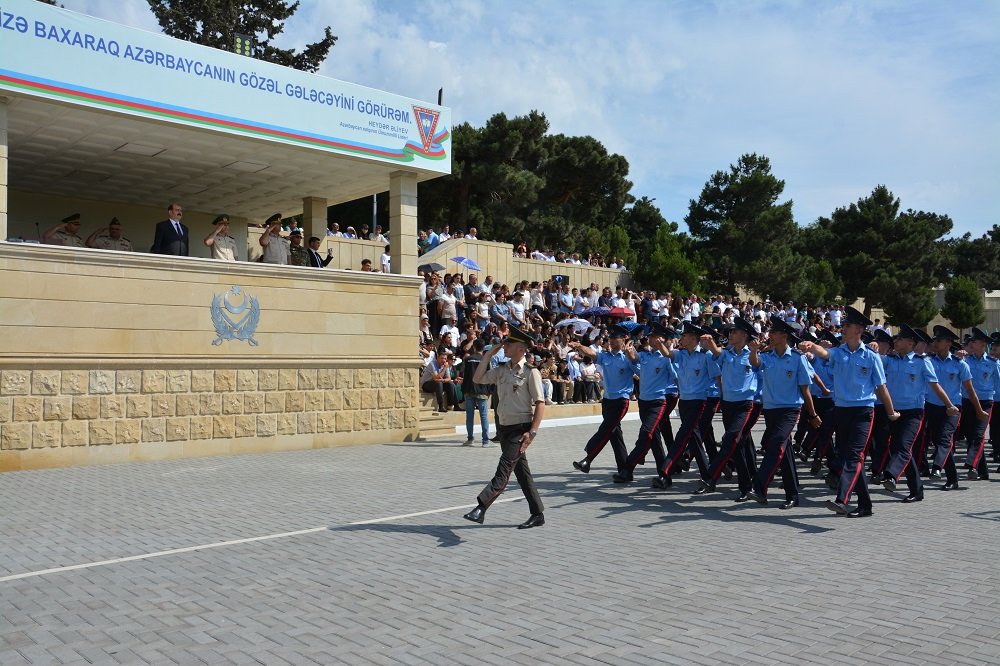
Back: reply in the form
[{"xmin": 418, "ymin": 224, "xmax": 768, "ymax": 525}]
[
  {"xmin": 883, "ymin": 352, "xmax": 938, "ymax": 410},
  {"xmin": 809, "ymin": 355, "xmax": 834, "ymax": 399},
  {"xmin": 674, "ymin": 348, "xmax": 721, "ymax": 400},
  {"xmin": 963, "ymin": 354, "xmax": 999, "ymax": 402},
  {"xmin": 825, "ymin": 343, "xmax": 886, "ymax": 407},
  {"xmin": 926, "ymin": 354, "xmax": 971, "ymax": 406},
  {"xmin": 752, "ymin": 366, "xmax": 764, "ymax": 403},
  {"xmin": 716, "ymin": 346, "xmax": 757, "ymax": 402},
  {"xmin": 597, "ymin": 350, "xmax": 638, "ymax": 400},
  {"xmin": 637, "ymin": 350, "xmax": 678, "ymax": 401},
  {"xmin": 758, "ymin": 347, "xmax": 812, "ymax": 409}
]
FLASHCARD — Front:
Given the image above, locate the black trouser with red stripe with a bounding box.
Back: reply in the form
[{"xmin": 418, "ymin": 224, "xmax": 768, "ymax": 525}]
[
  {"xmin": 707, "ymin": 400, "xmax": 756, "ymax": 492},
  {"xmin": 868, "ymin": 408, "xmax": 891, "ymax": 477},
  {"xmin": 926, "ymin": 402, "xmax": 960, "ymax": 484},
  {"xmin": 623, "ymin": 396, "xmax": 677, "ymax": 473},
  {"xmin": 699, "ymin": 397, "xmax": 721, "ymax": 461},
  {"xmin": 660, "ymin": 399, "xmax": 711, "ymax": 481},
  {"xmin": 886, "ymin": 407, "xmax": 924, "ymax": 496},
  {"xmin": 961, "ymin": 398, "xmax": 993, "ymax": 478},
  {"xmin": 834, "ymin": 406, "xmax": 875, "ymax": 510},
  {"xmin": 583, "ymin": 397, "xmax": 630, "ymax": 472},
  {"xmin": 477, "ymin": 422, "xmax": 543, "ymax": 515},
  {"xmin": 752, "ymin": 407, "xmax": 800, "ymax": 501},
  {"xmin": 802, "ymin": 397, "xmax": 835, "ymax": 467}
]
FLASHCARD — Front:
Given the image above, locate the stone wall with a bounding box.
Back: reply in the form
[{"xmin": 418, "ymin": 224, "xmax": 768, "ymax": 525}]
[{"xmin": 0, "ymin": 366, "xmax": 420, "ymax": 471}]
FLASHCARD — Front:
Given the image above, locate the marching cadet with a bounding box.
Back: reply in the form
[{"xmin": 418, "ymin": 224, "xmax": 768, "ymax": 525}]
[
  {"xmin": 695, "ymin": 316, "xmax": 760, "ymax": 499},
  {"xmin": 799, "ymin": 329, "xmax": 836, "ymax": 477},
  {"xmin": 570, "ymin": 325, "xmax": 638, "ymax": 477},
  {"xmin": 878, "ymin": 324, "xmax": 958, "ymax": 503},
  {"xmin": 959, "ymin": 327, "xmax": 998, "ymax": 480},
  {"xmin": 924, "ymin": 326, "xmax": 987, "ymax": 490},
  {"xmin": 868, "ymin": 329, "xmax": 895, "ymax": 483},
  {"xmin": 86, "ymin": 217, "xmax": 133, "ymax": 251},
  {"xmin": 464, "ymin": 324, "xmax": 546, "ymax": 529},
  {"xmin": 651, "ymin": 322, "xmax": 721, "ymax": 489},
  {"xmin": 745, "ymin": 317, "xmax": 817, "ymax": 509},
  {"xmin": 204, "ymin": 214, "xmax": 239, "ymax": 261},
  {"xmin": 42, "ymin": 213, "xmax": 85, "ymax": 247},
  {"xmin": 804, "ymin": 307, "xmax": 899, "ymax": 518},
  {"xmin": 613, "ymin": 322, "xmax": 678, "ymax": 483}
]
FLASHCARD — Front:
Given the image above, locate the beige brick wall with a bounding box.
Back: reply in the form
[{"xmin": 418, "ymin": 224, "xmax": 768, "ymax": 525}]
[{"xmin": 0, "ymin": 366, "xmax": 420, "ymax": 471}]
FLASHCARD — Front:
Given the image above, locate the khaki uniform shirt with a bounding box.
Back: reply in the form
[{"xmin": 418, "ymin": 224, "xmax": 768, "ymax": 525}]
[
  {"xmin": 48, "ymin": 230, "xmax": 84, "ymax": 247},
  {"xmin": 289, "ymin": 245, "xmax": 309, "ymax": 267},
  {"xmin": 261, "ymin": 234, "xmax": 290, "ymax": 265},
  {"xmin": 209, "ymin": 234, "xmax": 239, "ymax": 262},
  {"xmin": 91, "ymin": 236, "xmax": 133, "ymax": 252},
  {"xmin": 481, "ymin": 357, "xmax": 543, "ymax": 426}
]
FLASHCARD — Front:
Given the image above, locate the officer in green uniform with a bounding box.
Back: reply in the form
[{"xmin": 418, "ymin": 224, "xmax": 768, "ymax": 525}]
[{"xmin": 464, "ymin": 324, "xmax": 546, "ymax": 529}]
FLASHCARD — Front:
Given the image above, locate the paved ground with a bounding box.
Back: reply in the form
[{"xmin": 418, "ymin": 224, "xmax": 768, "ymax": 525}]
[{"xmin": 1, "ymin": 416, "xmax": 999, "ymax": 665}]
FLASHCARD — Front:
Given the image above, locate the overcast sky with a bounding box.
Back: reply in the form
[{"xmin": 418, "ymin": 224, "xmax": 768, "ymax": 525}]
[{"xmin": 62, "ymin": 0, "xmax": 999, "ymax": 238}]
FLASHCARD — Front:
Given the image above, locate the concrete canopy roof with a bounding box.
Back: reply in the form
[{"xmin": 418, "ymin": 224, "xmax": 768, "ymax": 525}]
[{"xmin": 5, "ymin": 94, "xmax": 441, "ymax": 223}]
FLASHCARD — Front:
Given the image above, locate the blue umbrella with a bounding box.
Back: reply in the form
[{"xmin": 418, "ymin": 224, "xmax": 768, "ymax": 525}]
[
  {"xmin": 451, "ymin": 256, "xmax": 482, "ymax": 271},
  {"xmin": 617, "ymin": 320, "xmax": 645, "ymax": 333},
  {"xmin": 582, "ymin": 306, "xmax": 611, "ymax": 316}
]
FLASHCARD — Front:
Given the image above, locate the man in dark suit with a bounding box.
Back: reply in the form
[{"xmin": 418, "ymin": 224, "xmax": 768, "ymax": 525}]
[
  {"xmin": 306, "ymin": 236, "xmax": 333, "ymax": 268},
  {"xmin": 150, "ymin": 202, "xmax": 189, "ymax": 256}
]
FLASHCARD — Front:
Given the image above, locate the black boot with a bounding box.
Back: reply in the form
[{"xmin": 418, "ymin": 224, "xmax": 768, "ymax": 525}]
[{"xmin": 463, "ymin": 505, "xmax": 486, "ymax": 524}]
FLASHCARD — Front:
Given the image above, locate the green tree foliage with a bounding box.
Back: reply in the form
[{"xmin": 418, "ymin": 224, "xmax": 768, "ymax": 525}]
[
  {"xmin": 604, "ymin": 224, "xmax": 637, "ymax": 269},
  {"xmin": 880, "ymin": 284, "xmax": 939, "ymax": 328},
  {"xmin": 937, "ymin": 225, "xmax": 1000, "ymax": 289},
  {"xmin": 632, "ymin": 222, "xmax": 705, "ymax": 296},
  {"xmin": 684, "ymin": 154, "xmax": 799, "ymax": 296},
  {"xmin": 617, "ymin": 196, "xmax": 666, "ymax": 264},
  {"xmin": 146, "ymin": 0, "xmax": 337, "ymax": 72},
  {"xmin": 807, "ymin": 186, "xmax": 952, "ymax": 316},
  {"xmin": 941, "ymin": 276, "xmax": 984, "ymax": 330},
  {"xmin": 417, "ymin": 111, "xmax": 637, "ymax": 255}
]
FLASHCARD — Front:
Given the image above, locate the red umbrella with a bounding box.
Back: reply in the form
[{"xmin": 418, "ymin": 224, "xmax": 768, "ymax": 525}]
[{"xmin": 609, "ymin": 306, "xmax": 635, "ymax": 317}]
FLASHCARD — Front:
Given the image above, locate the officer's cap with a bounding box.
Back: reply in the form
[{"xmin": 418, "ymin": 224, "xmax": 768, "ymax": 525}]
[
  {"xmin": 861, "ymin": 331, "xmax": 875, "ymax": 344},
  {"xmin": 680, "ymin": 321, "xmax": 709, "ymax": 338},
  {"xmin": 843, "ymin": 306, "xmax": 873, "ymax": 327},
  {"xmin": 213, "ymin": 214, "xmax": 230, "ymax": 225},
  {"xmin": 915, "ymin": 328, "xmax": 933, "ymax": 345},
  {"xmin": 768, "ymin": 315, "xmax": 798, "ymax": 337},
  {"xmin": 265, "ymin": 213, "xmax": 282, "ymax": 225},
  {"xmin": 609, "ymin": 324, "xmax": 630, "ymax": 339},
  {"xmin": 872, "ymin": 329, "xmax": 893, "ymax": 344},
  {"xmin": 62, "ymin": 212, "xmax": 81, "ymax": 223},
  {"xmin": 505, "ymin": 323, "xmax": 538, "ymax": 346},
  {"xmin": 731, "ymin": 315, "xmax": 758, "ymax": 340},
  {"xmin": 647, "ymin": 322, "xmax": 675, "ymax": 339},
  {"xmin": 289, "ymin": 228, "xmax": 302, "ymax": 237},
  {"xmin": 969, "ymin": 327, "xmax": 991, "ymax": 342},
  {"xmin": 819, "ymin": 329, "xmax": 841, "ymax": 347},
  {"xmin": 799, "ymin": 329, "xmax": 818, "ymax": 343},
  {"xmin": 896, "ymin": 323, "xmax": 920, "ymax": 341},
  {"xmin": 932, "ymin": 325, "xmax": 959, "ymax": 342}
]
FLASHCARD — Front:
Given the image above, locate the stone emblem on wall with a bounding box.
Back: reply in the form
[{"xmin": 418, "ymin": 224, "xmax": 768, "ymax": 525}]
[{"xmin": 211, "ymin": 286, "xmax": 260, "ymax": 346}]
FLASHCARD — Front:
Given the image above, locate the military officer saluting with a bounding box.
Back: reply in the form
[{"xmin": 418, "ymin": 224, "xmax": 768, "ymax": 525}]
[
  {"xmin": 42, "ymin": 213, "xmax": 85, "ymax": 247},
  {"xmin": 803, "ymin": 306, "xmax": 899, "ymax": 518},
  {"xmin": 204, "ymin": 214, "xmax": 239, "ymax": 261},
  {"xmin": 85, "ymin": 217, "xmax": 133, "ymax": 252},
  {"xmin": 464, "ymin": 324, "xmax": 546, "ymax": 529},
  {"xmin": 959, "ymin": 327, "xmax": 997, "ymax": 481}
]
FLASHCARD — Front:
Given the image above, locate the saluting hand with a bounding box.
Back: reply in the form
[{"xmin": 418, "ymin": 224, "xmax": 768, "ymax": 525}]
[{"xmin": 748, "ymin": 339, "xmax": 760, "ymax": 353}]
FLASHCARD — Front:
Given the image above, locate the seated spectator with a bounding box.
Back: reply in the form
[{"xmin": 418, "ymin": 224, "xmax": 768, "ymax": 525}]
[
  {"xmin": 360, "ymin": 258, "xmax": 374, "ymax": 272},
  {"xmin": 87, "ymin": 217, "xmax": 134, "ymax": 252},
  {"xmin": 490, "ymin": 292, "xmax": 511, "ymax": 325},
  {"xmin": 371, "ymin": 225, "xmax": 388, "ymax": 243},
  {"xmin": 439, "ymin": 225, "xmax": 452, "ymax": 242},
  {"xmin": 327, "ymin": 221, "xmax": 343, "ymax": 237},
  {"xmin": 343, "ymin": 226, "xmax": 358, "ymax": 239},
  {"xmin": 421, "ymin": 348, "xmax": 460, "ymax": 412},
  {"xmin": 465, "ymin": 227, "xmax": 478, "ymax": 240}
]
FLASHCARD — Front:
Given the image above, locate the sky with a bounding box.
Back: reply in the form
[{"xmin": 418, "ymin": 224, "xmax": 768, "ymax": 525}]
[{"xmin": 61, "ymin": 0, "xmax": 1000, "ymax": 238}]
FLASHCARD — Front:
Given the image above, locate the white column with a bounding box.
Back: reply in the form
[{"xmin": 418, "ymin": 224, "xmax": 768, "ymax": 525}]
[
  {"xmin": 302, "ymin": 196, "xmax": 327, "ymax": 243},
  {"xmin": 0, "ymin": 98, "xmax": 8, "ymax": 241},
  {"xmin": 389, "ymin": 171, "xmax": 418, "ymax": 275}
]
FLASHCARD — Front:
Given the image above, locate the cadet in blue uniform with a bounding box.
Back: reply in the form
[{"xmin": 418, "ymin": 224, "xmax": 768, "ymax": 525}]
[
  {"xmin": 652, "ymin": 322, "xmax": 722, "ymax": 489},
  {"xmin": 801, "ymin": 329, "xmax": 837, "ymax": 476},
  {"xmin": 879, "ymin": 323, "xmax": 958, "ymax": 503},
  {"xmin": 960, "ymin": 327, "xmax": 998, "ymax": 480},
  {"xmin": 746, "ymin": 317, "xmax": 817, "ymax": 509},
  {"xmin": 867, "ymin": 328, "xmax": 896, "ymax": 483},
  {"xmin": 695, "ymin": 316, "xmax": 760, "ymax": 499},
  {"xmin": 925, "ymin": 326, "xmax": 987, "ymax": 489},
  {"xmin": 805, "ymin": 307, "xmax": 899, "ymax": 518},
  {"xmin": 614, "ymin": 323, "xmax": 679, "ymax": 483},
  {"xmin": 570, "ymin": 325, "xmax": 638, "ymax": 476}
]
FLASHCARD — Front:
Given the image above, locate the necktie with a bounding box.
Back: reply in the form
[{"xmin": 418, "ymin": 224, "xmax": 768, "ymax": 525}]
[{"xmin": 174, "ymin": 222, "xmax": 181, "ymax": 237}]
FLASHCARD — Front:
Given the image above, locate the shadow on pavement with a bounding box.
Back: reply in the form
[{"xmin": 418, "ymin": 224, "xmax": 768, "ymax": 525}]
[{"xmin": 329, "ymin": 522, "xmax": 510, "ymax": 547}]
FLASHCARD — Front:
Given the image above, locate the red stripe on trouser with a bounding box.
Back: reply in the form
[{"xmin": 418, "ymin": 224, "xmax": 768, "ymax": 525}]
[
  {"xmin": 971, "ymin": 405, "xmax": 993, "ymax": 467},
  {"xmin": 587, "ymin": 400, "xmax": 631, "ymax": 460},
  {"xmin": 711, "ymin": 406, "xmax": 753, "ymax": 482},
  {"xmin": 644, "ymin": 401, "xmax": 669, "ymax": 449},
  {"xmin": 763, "ymin": 414, "xmax": 799, "ymax": 491},
  {"xmin": 662, "ymin": 402, "xmax": 706, "ymax": 476},
  {"xmin": 842, "ymin": 411, "xmax": 875, "ymax": 502},
  {"xmin": 896, "ymin": 416, "xmax": 925, "ymax": 482},
  {"xmin": 481, "ymin": 453, "xmax": 521, "ymax": 507}
]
